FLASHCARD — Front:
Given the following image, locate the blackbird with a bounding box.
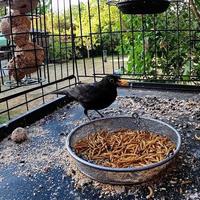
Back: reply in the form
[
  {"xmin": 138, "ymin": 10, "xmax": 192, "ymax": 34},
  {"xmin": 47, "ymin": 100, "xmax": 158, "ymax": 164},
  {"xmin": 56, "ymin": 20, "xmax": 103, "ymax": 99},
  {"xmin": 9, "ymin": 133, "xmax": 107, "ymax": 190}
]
[{"xmin": 53, "ymin": 75, "xmax": 128, "ymax": 120}]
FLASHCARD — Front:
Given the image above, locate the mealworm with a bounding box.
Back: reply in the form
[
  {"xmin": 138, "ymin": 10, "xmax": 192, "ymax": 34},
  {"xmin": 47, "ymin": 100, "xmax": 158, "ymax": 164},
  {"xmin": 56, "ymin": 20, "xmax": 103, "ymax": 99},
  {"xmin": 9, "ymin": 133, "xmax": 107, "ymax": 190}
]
[
  {"xmin": 74, "ymin": 129, "xmax": 176, "ymax": 168},
  {"xmin": 146, "ymin": 186, "xmax": 154, "ymax": 199}
]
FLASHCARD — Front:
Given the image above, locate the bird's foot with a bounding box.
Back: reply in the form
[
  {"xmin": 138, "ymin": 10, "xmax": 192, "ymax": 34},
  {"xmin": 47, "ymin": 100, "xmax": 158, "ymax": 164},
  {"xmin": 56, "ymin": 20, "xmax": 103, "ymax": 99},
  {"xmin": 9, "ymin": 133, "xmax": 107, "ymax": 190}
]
[
  {"xmin": 84, "ymin": 109, "xmax": 92, "ymax": 121},
  {"xmin": 86, "ymin": 115, "xmax": 92, "ymax": 121},
  {"xmin": 84, "ymin": 109, "xmax": 104, "ymax": 121},
  {"xmin": 95, "ymin": 110, "xmax": 104, "ymax": 118}
]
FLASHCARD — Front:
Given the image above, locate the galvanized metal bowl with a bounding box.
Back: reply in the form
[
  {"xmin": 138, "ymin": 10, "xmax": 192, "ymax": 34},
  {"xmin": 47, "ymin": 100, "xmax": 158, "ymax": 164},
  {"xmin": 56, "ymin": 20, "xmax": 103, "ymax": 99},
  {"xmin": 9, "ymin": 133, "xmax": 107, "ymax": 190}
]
[{"xmin": 66, "ymin": 115, "xmax": 181, "ymax": 184}]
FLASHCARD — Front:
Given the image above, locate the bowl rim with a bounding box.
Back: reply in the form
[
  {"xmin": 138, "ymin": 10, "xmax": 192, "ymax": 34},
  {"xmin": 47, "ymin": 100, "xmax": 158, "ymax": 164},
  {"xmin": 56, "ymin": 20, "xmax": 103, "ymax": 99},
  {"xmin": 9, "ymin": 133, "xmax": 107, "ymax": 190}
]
[
  {"xmin": 66, "ymin": 116, "xmax": 181, "ymax": 172},
  {"xmin": 116, "ymin": 0, "xmax": 170, "ymax": 5}
]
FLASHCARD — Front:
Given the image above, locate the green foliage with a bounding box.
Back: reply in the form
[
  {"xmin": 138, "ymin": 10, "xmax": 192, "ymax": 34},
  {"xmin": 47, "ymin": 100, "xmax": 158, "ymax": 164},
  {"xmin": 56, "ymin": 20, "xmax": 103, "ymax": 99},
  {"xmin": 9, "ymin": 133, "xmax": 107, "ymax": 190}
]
[
  {"xmin": 194, "ymin": 0, "xmax": 200, "ymax": 10},
  {"xmin": 0, "ymin": 113, "xmax": 9, "ymax": 124},
  {"xmin": 41, "ymin": 8, "xmax": 73, "ymax": 62},
  {"xmin": 39, "ymin": 0, "xmax": 52, "ymax": 14},
  {"xmin": 49, "ymin": 37, "xmax": 72, "ymax": 63},
  {"xmin": 73, "ymin": 0, "xmax": 120, "ymax": 53},
  {"xmin": 43, "ymin": 0, "xmax": 200, "ymax": 81},
  {"xmin": 115, "ymin": 3, "xmax": 200, "ymax": 81},
  {"xmin": 0, "ymin": 7, "xmax": 5, "ymax": 16}
]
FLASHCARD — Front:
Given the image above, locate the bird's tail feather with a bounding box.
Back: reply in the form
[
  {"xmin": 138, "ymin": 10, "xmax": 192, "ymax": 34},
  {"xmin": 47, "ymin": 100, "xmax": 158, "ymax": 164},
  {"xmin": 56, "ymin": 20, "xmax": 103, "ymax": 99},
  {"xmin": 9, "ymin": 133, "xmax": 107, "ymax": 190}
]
[
  {"xmin": 51, "ymin": 90, "xmax": 74, "ymax": 101},
  {"xmin": 52, "ymin": 90, "xmax": 69, "ymax": 96}
]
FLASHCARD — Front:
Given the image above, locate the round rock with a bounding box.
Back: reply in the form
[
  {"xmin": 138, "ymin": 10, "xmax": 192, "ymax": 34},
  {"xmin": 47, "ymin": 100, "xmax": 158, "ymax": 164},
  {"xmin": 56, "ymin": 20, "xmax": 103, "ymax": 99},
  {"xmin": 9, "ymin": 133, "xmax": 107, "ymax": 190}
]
[{"xmin": 11, "ymin": 127, "xmax": 28, "ymax": 143}]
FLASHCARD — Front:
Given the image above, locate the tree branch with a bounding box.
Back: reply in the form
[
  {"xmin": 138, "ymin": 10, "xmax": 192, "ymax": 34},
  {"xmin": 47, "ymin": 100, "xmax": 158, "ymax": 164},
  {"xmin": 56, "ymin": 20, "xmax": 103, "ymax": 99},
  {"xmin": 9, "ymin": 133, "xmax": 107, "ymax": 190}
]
[{"xmin": 190, "ymin": 0, "xmax": 200, "ymax": 21}]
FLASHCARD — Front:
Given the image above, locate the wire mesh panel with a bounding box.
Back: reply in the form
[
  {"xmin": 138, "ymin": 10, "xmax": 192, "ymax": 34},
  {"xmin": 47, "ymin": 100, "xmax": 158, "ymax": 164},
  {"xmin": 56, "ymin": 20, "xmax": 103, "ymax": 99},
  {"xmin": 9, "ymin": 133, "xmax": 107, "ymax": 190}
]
[
  {"xmin": 0, "ymin": 0, "xmax": 77, "ymax": 123},
  {"xmin": 0, "ymin": 0, "xmax": 200, "ymax": 124},
  {"xmin": 72, "ymin": 0, "xmax": 200, "ymax": 84}
]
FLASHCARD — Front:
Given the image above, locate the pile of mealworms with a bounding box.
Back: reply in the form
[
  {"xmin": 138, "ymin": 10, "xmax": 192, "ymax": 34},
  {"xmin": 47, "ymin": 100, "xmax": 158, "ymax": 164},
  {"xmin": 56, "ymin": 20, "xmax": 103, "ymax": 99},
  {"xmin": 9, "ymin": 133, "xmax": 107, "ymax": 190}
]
[{"xmin": 74, "ymin": 129, "xmax": 176, "ymax": 168}]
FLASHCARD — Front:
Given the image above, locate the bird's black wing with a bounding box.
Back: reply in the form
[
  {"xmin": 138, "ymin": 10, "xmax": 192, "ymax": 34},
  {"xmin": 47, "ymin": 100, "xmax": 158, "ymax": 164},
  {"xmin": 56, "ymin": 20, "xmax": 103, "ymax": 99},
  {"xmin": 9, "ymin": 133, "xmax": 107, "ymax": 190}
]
[{"xmin": 68, "ymin": 83, "xmax": 100, "ymax": 104}]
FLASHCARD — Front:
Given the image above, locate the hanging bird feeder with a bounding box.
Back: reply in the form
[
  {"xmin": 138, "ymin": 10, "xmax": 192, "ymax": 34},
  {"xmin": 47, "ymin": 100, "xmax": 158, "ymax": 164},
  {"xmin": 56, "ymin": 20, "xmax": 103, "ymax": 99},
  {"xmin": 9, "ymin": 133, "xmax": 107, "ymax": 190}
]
[
  {"xmin": 107, "ymin": 0, "xmax": 170, "ymax": 14},
  {"xmin": 0, "ymin": 0, "xmax": 39, "ymax": 14}
]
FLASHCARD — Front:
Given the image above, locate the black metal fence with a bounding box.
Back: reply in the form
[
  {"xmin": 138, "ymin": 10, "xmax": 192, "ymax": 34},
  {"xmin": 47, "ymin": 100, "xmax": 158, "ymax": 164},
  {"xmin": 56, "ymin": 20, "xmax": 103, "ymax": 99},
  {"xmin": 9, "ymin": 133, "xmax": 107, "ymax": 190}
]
[{"xmin": 0, "ymin": 0, "xmax": 200, "ymax": 124}]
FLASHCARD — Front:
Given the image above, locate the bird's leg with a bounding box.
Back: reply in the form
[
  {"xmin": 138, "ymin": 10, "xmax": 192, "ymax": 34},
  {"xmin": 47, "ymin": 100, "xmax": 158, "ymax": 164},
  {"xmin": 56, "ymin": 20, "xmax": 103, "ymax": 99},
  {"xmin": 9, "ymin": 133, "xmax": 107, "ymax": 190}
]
[
  {"xmin": 84, "ymin": 109, "xmax": 92, "ymax": 121},
  {"xmin": 95, "ymin": 110, "xmax": 104, "ymax": 118}
]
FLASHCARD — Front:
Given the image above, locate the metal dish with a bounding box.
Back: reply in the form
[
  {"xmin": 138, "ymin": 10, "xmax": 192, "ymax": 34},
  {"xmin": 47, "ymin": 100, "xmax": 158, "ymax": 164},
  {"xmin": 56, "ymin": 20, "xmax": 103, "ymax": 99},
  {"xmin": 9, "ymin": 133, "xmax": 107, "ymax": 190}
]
[
  {"xmin": 66, "ymin": 114, "xmax": 181, "ymax": 184},
  {"xmin": 115, "ymin": 0, "xmax": 170, "ymax": 14}
]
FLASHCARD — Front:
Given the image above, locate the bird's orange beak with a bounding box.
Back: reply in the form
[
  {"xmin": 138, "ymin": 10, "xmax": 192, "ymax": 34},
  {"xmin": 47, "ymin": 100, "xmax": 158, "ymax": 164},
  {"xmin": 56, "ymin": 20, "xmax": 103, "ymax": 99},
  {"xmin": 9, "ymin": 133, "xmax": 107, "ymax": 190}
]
[{"xmin": 117, "ymin": 79, "xmax": 129, "ymax": 87}]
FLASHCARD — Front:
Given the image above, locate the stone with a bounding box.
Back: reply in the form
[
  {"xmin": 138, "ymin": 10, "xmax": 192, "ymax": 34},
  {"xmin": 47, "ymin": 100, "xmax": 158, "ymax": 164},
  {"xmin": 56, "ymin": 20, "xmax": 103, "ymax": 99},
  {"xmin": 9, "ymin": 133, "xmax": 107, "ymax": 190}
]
[{"xmin": 11, "ymin": 127, "xmax": 28, "ymax": 143}]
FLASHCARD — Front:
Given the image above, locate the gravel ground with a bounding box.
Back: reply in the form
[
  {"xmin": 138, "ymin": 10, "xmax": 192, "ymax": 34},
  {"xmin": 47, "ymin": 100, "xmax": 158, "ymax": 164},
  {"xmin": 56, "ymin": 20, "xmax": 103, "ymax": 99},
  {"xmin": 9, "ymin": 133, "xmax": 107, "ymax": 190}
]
[{"xmin": 0, "ymin": 88, "xmax": 200, "ymax": 200}]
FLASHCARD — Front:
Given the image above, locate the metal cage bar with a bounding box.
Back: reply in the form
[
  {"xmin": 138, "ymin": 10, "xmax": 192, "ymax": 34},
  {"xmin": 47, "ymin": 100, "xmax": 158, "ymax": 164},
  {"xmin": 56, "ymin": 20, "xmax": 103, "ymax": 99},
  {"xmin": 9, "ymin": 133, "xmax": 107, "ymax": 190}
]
[{"xmin": 0, "ymin": 0, "xmax": 200, "ymax": 128}]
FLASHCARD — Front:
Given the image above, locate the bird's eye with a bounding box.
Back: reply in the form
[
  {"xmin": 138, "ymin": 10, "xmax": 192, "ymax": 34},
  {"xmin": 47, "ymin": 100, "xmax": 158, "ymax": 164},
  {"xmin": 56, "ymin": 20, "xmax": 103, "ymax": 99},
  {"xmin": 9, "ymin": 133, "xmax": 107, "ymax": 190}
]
[{"xmin": 109, "ymin": 78, "xmax": 115, "ymax": 83}]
